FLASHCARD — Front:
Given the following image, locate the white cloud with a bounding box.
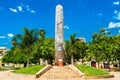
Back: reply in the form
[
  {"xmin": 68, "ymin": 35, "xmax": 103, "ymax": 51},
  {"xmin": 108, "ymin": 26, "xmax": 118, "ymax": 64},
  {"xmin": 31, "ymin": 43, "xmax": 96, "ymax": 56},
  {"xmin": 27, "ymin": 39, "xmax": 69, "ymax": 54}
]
[
  {"xmin": 26, "ymin": 5, "xmax": 30, "ymax": 11},
  {"xmin": 113, "ymin": 10, "xmax": 120, "ymax": 20},
  {"xmin": 119, "ymin": 30, "xmax": 120, "ymax": 33},
  {"xmin": 108, "ymin": 22, "xmax": 120, "ymax": 28},
  {"xmin": 17, "ymin": 6, "xmax": 22, "ymax": 12},
  {"xmin": 105, "ymin": 30, "xmax": 108, "ymax": 33},
  {"xmin": 9, "ymin": 4, "xmax": 36, "ymax": 14},
  {"xmin": 92, "ymin": 12, "xmax": 103, "ymax": 17},
  {"xmin": 0, "ymin": 36, "xmax": 6, "ymax": 39},
  {"xmin": 113, "ymin": 1, "xmax": 120, "ymax": 5},
  {"xmin": 97, "ymin": 13, "xmax": 103, "ymax": 16},
  {"xmin": 27, "ymin": 8, "xmax": 30, "ymax": 11},
  {"xmin": 9, "ymin": 8, "xmax": 18, "ymax": 13},
  {"xmin": 116, "ymin": 13, "xmax": 120, "ymax": 20},
  {"xmin": 114, "ymin": 10, "xmax": 118, "ymax": 14},
  {"xmin": 64, "ymin": 25, "xmax": 70, "ymax": 29},
  {"xmin": 8, "ymin": 33, "xmax": 14, "ymax": 37},
  {"xmin": 30, "ymin": 10, "xmax": 36, "ymax": 13},
  {"xmin": 26, "ymin": 5, "xmax": 36, "ymax": 13}
]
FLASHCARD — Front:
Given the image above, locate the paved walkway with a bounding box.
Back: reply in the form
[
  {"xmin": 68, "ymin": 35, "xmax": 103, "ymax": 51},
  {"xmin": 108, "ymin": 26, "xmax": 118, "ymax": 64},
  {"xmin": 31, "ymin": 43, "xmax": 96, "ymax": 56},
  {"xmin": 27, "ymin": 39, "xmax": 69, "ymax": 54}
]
[
  {"xmin": 90, "ymin": 72, "xmax": 120, "ymax": 80},
  {"xmin": 0, "ymin": 70, "xmax": 120, "ymax": 80},
  {"xmin": 40, "ymin": 66, "xmax": 82, "ymax": 79},
  {"xmin": 0, "ymin": 70, "xmax": 38, "ymax": 80}
]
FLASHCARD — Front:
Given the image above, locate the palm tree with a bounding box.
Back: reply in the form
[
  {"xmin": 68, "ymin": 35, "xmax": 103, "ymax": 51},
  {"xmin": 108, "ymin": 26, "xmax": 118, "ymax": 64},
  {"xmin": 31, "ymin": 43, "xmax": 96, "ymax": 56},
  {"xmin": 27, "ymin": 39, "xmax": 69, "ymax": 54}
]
[
  {"xmin": 65, "ymin": 40, "xmax": 71, "ymax": 64},
  {"xmin": 36, "ymin": 29, "xmax": 46, "ymax": 64},
  {"xmin": 65, "ymin": 33, "xmax": 79, "ymax": 65},
  {"xmin": 21, "ymin": 28, "xmax": 38, "ymax": 66},
  {"xmin": 38, "ymin": 29, "xmax": 46, "ymax": 41},
  {"xmin": 11, "ymin": 34, "xmax": 21, "ymax": 47},
  {"xmin": 11, "ymin": 28, "xmax": 38, "ymax": 67}
]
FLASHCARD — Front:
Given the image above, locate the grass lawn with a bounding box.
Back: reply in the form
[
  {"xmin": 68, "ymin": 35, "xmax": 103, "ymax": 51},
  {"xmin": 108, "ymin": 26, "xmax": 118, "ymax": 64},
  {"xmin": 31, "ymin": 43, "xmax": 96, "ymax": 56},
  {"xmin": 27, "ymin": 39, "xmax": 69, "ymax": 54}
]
[
  {"xmin": 76, "ymin": 64, "xmax": 109, "ymax": 76},
  {"xmin": 0, "ymin": 67, "xmax": 6, "ymax": 71},
  {"xmin": 12, "ymin": 65, "xmax": 45, "ymax": 74}
]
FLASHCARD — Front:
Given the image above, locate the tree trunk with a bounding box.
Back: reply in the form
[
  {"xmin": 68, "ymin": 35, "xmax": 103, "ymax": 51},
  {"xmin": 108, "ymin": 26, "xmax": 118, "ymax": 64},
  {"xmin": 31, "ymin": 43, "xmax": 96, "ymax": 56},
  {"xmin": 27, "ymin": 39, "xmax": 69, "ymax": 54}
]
[
  {"xmin": 82, "ymin": 58, "xmax": 83, "ymax": 64},
  {"xmin": 24, "ymin": 63, "xmax": 27, "ymax": 67},
  {"xmin": 118, "ymin": 60, "xmax": 120, "ymax": 68},
  {"xmin": 27, "ymin": 58, "xmax": 29, "ymax": 67},
  {"xmin": 39, "ymin": 58, "xmax": 43, "ymax": 65},
  {"xmin": 71, "ymin": 53, "xmax": 74, "ymax": 65},
  {"xmin": 45, "ymin": 60, "xmax": 48, "ymax": 65},
  {"xmin": 98, "ymin": 62, "xmax": 100, "ymax": 68}
]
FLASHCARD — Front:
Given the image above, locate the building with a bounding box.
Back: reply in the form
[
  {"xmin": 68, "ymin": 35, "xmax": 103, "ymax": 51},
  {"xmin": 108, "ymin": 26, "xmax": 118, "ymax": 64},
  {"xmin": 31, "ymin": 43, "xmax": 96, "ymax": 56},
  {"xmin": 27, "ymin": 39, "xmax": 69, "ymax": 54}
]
[
  {"xmin": 78, "ymin": 37, "xmax": 86, "ymax": 42},
  {"xmin": 0, "ymin": 47, "xmax": 7, "ymax": 55},
  {"xmin": 0, "ymin": 47, "xmax": 7, "ymax": 67}
]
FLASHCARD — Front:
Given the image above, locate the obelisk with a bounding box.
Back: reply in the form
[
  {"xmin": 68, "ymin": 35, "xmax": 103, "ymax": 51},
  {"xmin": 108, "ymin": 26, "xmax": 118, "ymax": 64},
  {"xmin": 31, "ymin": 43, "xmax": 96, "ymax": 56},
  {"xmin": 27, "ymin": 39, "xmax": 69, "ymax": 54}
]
[{"xmin": 55, "ymin": 5, "xmax": 64, "ymax": 65}]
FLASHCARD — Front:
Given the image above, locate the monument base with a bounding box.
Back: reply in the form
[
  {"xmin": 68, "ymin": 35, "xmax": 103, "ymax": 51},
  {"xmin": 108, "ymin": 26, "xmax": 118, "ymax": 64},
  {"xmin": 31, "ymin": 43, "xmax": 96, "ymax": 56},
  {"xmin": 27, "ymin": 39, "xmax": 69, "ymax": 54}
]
[{"xmin": 54, "ymin": 50, "xmax": 64, "ymax": 66}]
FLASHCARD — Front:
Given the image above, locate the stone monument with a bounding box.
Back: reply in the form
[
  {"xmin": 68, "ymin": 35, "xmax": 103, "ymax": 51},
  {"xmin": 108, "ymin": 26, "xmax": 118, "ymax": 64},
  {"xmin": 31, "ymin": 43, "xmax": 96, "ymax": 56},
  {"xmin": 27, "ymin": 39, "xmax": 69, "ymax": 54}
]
[{"xmin": 55, "ymin": 5, "xmax": 64, "ymax": 65}]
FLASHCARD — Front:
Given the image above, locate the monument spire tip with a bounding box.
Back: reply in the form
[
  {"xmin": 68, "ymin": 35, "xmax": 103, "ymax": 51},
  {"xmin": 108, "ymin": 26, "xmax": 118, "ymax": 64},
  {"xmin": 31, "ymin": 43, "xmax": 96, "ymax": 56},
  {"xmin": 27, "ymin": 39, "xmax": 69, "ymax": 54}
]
[{"xmin": 56, "ymin": 4, "xmax": 63, "ymax": 9}]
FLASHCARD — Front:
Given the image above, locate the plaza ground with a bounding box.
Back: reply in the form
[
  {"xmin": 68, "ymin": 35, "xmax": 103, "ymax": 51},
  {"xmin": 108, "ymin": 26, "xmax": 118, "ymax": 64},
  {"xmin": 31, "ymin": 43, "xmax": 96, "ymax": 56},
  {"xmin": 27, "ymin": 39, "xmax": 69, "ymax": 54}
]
[{"xmin": 0, "ymin": 70, "xmax": 120, "ymax": 80}]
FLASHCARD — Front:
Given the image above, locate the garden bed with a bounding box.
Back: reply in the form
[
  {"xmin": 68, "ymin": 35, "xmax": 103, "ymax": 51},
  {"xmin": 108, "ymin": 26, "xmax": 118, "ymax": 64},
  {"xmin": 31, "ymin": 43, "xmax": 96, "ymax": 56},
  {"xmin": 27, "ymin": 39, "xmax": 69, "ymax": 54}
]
[
  {"xmin": 12, "ymin": 65, "xmax": 45, "ymax": 74},
  {"xmin": 75, "ymin": 64, "xmax": 114, "ymax": 79}
]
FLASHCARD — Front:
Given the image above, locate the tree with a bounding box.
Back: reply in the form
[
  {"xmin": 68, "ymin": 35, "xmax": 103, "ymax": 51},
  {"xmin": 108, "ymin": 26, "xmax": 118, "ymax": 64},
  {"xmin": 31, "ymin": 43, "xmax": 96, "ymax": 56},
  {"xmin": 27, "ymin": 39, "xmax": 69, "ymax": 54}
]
[
  {"xmin": 20, "ymin": 28, "xmax": 38, "ymax": 66},
  {"xmin": 33, "ymin": 29, "xmax": 46, "ymax": 64},
  {"xmin": 41, "ymin": 38, "xmax": 54, "ymax": 64},
  {"xmin": 38, "ymin": 29, "xmax": 46, "ymax": 39},
  {"xmin": 90, "ymin": 28, "xmax": 118, "ymax": 67},
  {"xmin": 2, "ymin": 28, "xmax": 55, "ymax": 67},
  {"xmin": 9, "ymin": 28, "xmax": 38, "ymax": 67},
  {"xmin": 32, "ymin": 37, "xmax": 54, "ymax": 65},
  {"xmin": 65, "ymin": 40, "xmax": 71, "ymax": 64},
  {"xmin": 76, "ymin": 42, "xmax": 88, "ymax": 63},
  {"xmin": 65, "ymin": 33, "xmax": 79, "ymax": 64}
]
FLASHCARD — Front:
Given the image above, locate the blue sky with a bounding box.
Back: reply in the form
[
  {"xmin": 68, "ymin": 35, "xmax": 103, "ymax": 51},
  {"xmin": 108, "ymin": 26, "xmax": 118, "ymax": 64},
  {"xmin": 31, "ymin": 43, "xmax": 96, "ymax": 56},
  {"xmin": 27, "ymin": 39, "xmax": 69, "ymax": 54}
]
[{"xmin": 0, "ymin": 0, "xmax": 120, "ymax": 49}]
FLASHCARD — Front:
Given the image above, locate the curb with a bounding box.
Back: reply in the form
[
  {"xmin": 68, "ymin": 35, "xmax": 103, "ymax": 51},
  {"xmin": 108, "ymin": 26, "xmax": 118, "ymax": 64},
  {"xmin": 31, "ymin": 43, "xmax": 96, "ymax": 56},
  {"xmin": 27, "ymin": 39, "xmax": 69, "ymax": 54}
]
[
  {"xmin": 35, "ymin": 65, "xmax": 52, "ymax": 78},
  {"xmin": 84, "ymin": 74, "xmax": 114, "ymax": 79},
  {"xmin": 68, "ymin": 65, "xmax": 84, "ymax": 77}
]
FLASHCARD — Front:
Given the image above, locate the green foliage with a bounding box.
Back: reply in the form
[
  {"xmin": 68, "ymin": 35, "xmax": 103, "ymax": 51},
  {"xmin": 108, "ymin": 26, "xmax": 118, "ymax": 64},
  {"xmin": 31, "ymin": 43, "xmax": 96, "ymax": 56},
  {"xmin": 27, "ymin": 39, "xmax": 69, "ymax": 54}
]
[
  {"xmin": 12, "ymin": 65, "xmax": 45, "ymax": 74},
  {"xmin": 65, "ymin": 28, "xmax": 120, "ymax": 65},
  {"xmin": 2, "ymin": 47, "xmax": 27, "ymax": 64},
  {"xmin": 76, "ymin": 64, "xmax": 109, "ymax": 76},
  {"xmin": 2, "ymin": 27, "xmax": 120, "ymax": 66},
  {"xmin": 65, "ymin": 33, "xmax": 80, "ymax": 64},
  {"xmin": 87, "ymin": 28, "xmax": 120, "ymax": 64},
  {"xmin": 65, "ymin": 33, "xmax": 88, "ymax": 64},
  {"xmin": 2, "ymin": 28, "xmax": 54, "ymax": 67},
  {"xmin": 31, "ymin": 38, "xmax": 54, "ymax": 64},
  {"xmin": 0, "ymin": 67, "xmax": 6, "ymax": 71}
]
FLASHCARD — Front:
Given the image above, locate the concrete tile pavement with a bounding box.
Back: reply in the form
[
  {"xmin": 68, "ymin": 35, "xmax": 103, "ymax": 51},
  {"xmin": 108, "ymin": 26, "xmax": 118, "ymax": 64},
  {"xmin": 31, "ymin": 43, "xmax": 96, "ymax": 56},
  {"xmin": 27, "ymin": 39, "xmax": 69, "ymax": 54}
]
[{"xmin": 0, "ymin": 70, "xmax": 120, "ymax": 80}]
